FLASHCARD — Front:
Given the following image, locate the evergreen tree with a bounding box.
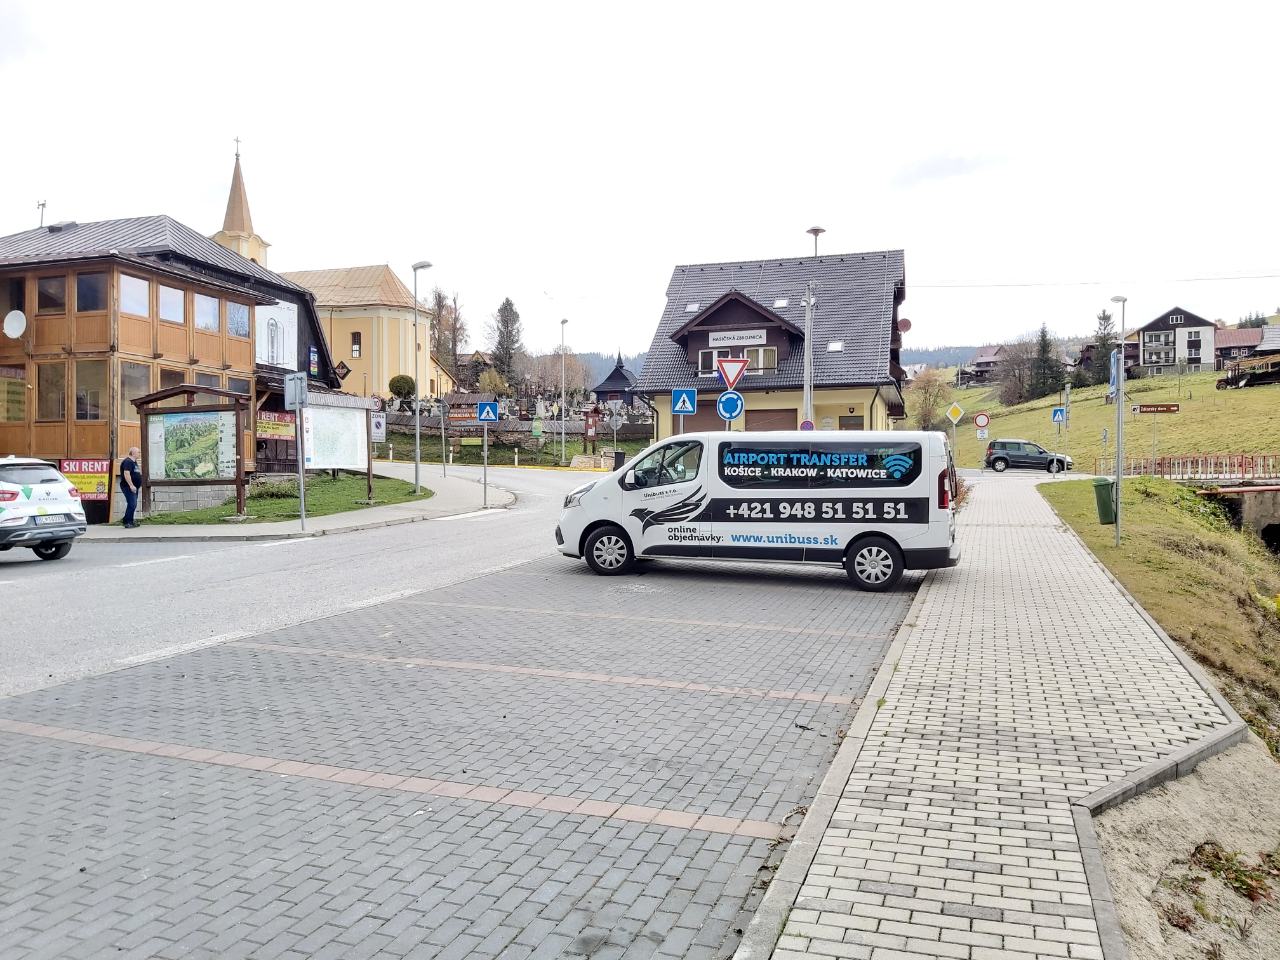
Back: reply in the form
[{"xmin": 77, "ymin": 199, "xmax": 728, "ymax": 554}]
[
  {"xmin": 1029, "ymin": 324, "xmax": 1062, "ymax": 400},
  {"xmin": 488, "ymin": 298, "xmax": 523, "ymax": 382},
  {"xmin": 1093, "ymin": 310, "xmax": 1117, "ymax": 385}
]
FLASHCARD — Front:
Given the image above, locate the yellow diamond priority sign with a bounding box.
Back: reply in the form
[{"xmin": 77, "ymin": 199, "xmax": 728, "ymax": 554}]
[{"xmin": 946, "ymin": 403, "xmax": 965, "ymax": 425}]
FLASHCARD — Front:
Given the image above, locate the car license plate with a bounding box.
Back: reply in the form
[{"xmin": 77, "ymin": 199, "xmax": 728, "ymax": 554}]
[{"xmin": 36, "ymin": 515, "xmax": 66, "ymax": 525}]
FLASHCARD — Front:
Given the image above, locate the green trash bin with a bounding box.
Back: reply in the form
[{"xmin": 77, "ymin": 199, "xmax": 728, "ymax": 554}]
[{"xmin": 1092, "ymin": 477, "xmax": 1116, "ymax": 525}]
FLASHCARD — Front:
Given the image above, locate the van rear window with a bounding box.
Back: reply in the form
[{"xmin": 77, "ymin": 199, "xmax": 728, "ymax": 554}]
[{"xmin": 718, "ymin": 441, "xmax": 923, "ymax": 489}]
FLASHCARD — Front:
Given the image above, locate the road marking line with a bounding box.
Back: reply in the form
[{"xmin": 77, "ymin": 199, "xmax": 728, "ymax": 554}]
[
  {"xmin": 406, "ymin": 599, "xmax": 886, "ymax": 639},
  {"xmin": 116, "ymin": 554, "xmax": 194, "ymax": 568},
  {"xmin": 432, "ymin": 509, "xmax": 492, "ymax": 522},
  {"xmin": 344, "ymin": 589, "xmax": 421, "ymax": 610},
  {"xmin": 257, "ymin": 538, "xmax": 313, "ymax": 547},
  {"xmin": 114, "ymin": 631, "xmax": 251, "ymax": 666},
  {"xmin": 0, "ymin": 717, "xmax": 779, "ymax": 840},
  {"xmin": 229, "ymin": 639, "xmax": 857, "ymax": 705}
]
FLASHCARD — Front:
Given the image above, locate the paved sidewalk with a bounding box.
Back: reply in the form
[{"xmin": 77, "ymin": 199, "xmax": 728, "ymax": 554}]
[
  {"xmin": 85, "ymin": 465, "xmax": 512, "ymax": 542},
  {"xmin": 763, "ymin": 476, "xmax": 1236, "ymax": 960}
]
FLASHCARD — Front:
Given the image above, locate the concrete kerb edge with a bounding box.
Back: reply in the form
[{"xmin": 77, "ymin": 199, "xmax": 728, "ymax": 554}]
[
  {"xmin": 1036, "ymin": 480, "xmax": 1249, "ymax": 960},
  {"xmin": 731, "ymin": 575, "xmax": 933, "ymax": 960},
  {"xmin": 85, "ymin": 476, "xmax": 517, "ymax": 543}
]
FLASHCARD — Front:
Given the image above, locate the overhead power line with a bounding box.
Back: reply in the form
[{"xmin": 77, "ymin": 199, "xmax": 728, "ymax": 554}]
[{"xmin": 913, "ymin": 272, "xmax": 1280, "ymax": 290}]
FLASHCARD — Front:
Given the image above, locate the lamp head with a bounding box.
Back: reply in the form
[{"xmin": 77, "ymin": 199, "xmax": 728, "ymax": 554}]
[
  {"xmin": 412, "ymin": 260, "xmax": 433, "ymax": 272},
  {"xmin": 560, "ymin": 318, "xmax": 568, "ymax": 326},
  {"xmin": 1110, "ymin": 295, "xmax": 1127, "ymax": 304}
]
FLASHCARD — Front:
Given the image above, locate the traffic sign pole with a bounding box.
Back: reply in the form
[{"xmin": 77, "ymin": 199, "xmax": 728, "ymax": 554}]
[{"xmin": 482, "ymin": 422, "xmax": 488, "ymax": 508}]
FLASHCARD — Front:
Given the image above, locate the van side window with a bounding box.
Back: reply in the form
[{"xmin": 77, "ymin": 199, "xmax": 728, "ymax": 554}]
[{"xmin": 630, "ymin": 441, "xmax": 702, "ymax": 488}]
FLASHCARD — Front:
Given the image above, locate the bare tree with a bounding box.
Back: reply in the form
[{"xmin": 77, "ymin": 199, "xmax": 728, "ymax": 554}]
[
  {"xmin": 997, "ymin": 336, "xmax": 1037, "ymax": 405},
  {"xmin": 449, "ymin": 293, "xmax": 467, "ymax": 377},
  {"xmin": 905, "ymin": 368, "xmax": 953, "ymax": 430}
]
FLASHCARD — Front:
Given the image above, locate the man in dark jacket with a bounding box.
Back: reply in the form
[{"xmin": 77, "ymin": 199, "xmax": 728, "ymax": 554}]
[{"xmin": 120, "ymin": 447, "xmax": 143, "ymax": 528}]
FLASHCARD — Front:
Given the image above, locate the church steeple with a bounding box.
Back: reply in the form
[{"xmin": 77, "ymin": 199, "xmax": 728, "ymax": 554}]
[{"xmin": 211, "ymin": 141, "xmax": 270, "ymax": 266}]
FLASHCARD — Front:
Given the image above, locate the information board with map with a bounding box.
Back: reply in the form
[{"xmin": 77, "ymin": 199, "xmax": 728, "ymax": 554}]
[
  {"xmin": 302, "ymin": 406, "xmax": 368, "ymax": 470},
  {"xmin": 146, "ymin": 411, "xmax": 238, "ymax": 480}
]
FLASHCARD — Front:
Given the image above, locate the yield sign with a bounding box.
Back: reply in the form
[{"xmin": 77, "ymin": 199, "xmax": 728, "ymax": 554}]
[{"xmin": 717, "ymin": 356, "xmax": 750, "ymax": 391}]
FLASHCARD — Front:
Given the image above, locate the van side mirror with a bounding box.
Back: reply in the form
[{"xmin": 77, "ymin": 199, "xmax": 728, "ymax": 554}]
[{"xmin": 624, "ymin": 469, "xmax": 636, "ymax": 488}]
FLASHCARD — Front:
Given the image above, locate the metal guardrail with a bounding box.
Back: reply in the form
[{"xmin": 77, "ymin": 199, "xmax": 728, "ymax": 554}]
[{"xmin": 1095, "ymin": 453, "xmax": 1280, "ymax": 481}]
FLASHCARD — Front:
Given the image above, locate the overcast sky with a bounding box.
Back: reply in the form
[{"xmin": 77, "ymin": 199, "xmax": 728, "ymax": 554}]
[{"xmin": 2, "ymin": 1, "xmax": 1277, "ymax": 355}]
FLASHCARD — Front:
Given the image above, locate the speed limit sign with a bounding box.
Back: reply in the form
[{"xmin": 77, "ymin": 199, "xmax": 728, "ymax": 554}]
[{"xmin": 974, "ymin": 411, "xmax": 991, "ymax": 429}]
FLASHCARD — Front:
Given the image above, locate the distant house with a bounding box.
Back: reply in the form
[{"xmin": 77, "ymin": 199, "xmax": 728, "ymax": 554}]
[
  {"xmin": 1259, "ymin": 326, "xmax": 1280, "ymax": 355},
  {"xmin": 1076, "ymin": 338, "xmax": 1139, "ymax": 377},
  {"xmin": 1133, "ymin": 307, "xmax": 1215, "ymax": 375},
  {"xmin": 591, "ymin": 354, "xmax": 640, "ymax": 407},
  {"xmin": 963, "ymin": 345, "xmax": 1003, "ymax": 384},
  {"xmin": 901, "ymin": 362, "xmax": 928, "ymax": 385},
  {"xmin": 1214, "ymin": 327, "xmax": 1263, "ymax": 370}
]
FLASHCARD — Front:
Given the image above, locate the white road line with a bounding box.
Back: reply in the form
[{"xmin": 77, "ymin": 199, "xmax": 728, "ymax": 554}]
[
  {"xmin": 432, "ymin": 509, "xmax": 492, "ymax": 522},
  {"xmin": 116, "ymin": 554, "xmax": 194, "ymax": 568},
  {"xmin": 257, "ymin": 538, "xmax": 313, "ymax": 547},
  {"xmin": 344, "ymin": 588, "xmax": 421, "ymax": 610},
  {"xmin": 114, "ymin": 630, "xmax": 251, "ymax": 666}
]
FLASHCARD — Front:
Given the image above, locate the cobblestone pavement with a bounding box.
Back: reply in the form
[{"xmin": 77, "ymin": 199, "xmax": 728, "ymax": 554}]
[
  {"xmin": 769, "ymin": 477, "xmax": 1232, "ymax": 960},
  {"xmin": 0, "ymin": 553, "xmax": 914, "ymax": 959}
]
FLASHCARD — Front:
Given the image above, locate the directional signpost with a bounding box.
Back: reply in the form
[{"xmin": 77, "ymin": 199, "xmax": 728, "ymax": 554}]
[
  {"xmin": 672, "ymin": 388, "xmax": 697, "ymax": 435},
  {"xmin": 477, "ymin": 401, "xmax": 499, "ymax": 507},
  {"xmin": 284, "ymin": 372, "xmax": 309, "ymax": 531},
  {"xmin": 1134, "ymin": 404, "xmax": 1180, "ymax": 462}
]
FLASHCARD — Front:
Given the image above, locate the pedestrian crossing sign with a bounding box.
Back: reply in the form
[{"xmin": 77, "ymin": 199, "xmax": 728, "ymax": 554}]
[
  {"xmin": 672, "ymin": 389, "xmax": 697, "ymax": 415},
  {"xmin": 1051, "ymin": 407, "xmax": 1066, "ymax": 424},
  {"xmin": 477, "ymin": 401, "xmax": 499, "ymax": 422}
]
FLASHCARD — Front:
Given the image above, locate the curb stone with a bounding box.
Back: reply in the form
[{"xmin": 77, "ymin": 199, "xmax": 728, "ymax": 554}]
[
  {"xmin": 1042, "ymin": 479, "xmax": 1249, "ymax": 960},
  {"xmin": 84, "ymin": 478, "xmax": 517, "ymax": 544},
  {"xmin": 731, "ymin": 578, "xmax": 932, "ymax": 960}
]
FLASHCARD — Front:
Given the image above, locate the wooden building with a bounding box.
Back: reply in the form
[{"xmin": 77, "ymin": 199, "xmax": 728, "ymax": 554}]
[{"xmin": 0, "ymin": 210, "xmax": 338, "ymax": 518}]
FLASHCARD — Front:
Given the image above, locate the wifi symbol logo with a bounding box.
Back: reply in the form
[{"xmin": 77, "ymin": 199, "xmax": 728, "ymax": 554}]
[{"xmin": 883, "ymin": 454, "xmax": 913, "ymax": 479}]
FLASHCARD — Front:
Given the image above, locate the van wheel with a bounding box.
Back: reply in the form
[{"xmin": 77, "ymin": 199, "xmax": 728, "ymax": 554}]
[
  {"xmin": 845, "ymin": 537, "xmax": 903, "ymax": 591},
  {"xmin": 991, "ymin": 458, "xmax": 1008, "ymax": 472},
  {"xmin": 583, "ymin": 526, "xmax": 635, "ymax": 576},
  {"xmin": 32, "ymin": 542, "xmax": 72, "ymax": 561}
]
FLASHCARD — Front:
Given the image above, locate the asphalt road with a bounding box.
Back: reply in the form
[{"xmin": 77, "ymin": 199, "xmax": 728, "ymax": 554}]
[{"xmin": 0, "ymin": 466, "xmax": 598, "ymax": 698}]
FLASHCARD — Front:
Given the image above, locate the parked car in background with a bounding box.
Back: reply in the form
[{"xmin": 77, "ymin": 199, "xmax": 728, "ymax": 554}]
[
  {"xmin": 984, "ymin": 439, "xmax": 1073, "ymax": 474},
  {"xmin": 0, "ymin": 457, "xmax": 88, "ymax": 561}
]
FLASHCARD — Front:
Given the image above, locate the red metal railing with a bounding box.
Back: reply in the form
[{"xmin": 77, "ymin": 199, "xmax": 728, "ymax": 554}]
[{"xmin": 1094, "ymin": 453, "xmax": 1280, "ymax": 481}]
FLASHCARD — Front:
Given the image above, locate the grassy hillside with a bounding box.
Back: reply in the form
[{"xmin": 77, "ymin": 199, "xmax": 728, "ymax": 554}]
[
  {"xmin": 1041, "ymin": 477, "xmax": 1280, "ymax": 756},
  {"xmin": 948, "ymin": 372, "xmax": 1280, "ymax": 470}
]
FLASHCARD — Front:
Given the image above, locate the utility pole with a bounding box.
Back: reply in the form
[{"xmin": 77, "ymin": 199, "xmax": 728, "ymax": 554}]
[
  {"xmin": 1111, "ymin": 295, "xmax": 1127, "ymax": 547},
  {"xmin": 801, "ymin": 281, "xmax": 816, "ymax": 425}
]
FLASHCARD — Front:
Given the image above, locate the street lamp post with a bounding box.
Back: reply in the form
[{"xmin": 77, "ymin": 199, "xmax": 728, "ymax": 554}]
[
  {"xmin": 411, "ymin": 260, "xmax": 432, "ymax": 493},
  {"xmin": 1110, "ymin": 295, "xmax": 1127, "ymax": 547},
  {"xmin": 560, "ymin": 318, "xmax": 568, "ymax": 466}
]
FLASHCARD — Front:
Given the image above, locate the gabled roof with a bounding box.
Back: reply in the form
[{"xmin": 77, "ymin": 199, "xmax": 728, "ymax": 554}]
[
  {"xmin": 668, "ymin": 290, "xmax": 803, "ymax": 342},
  {"xmin": 0, "ymin": 215, "xmax": 300, "ymax": 292},
  {"xmin": 1259, "ymin": 326, "xmax": 1280, "ymax": 353},
  {"xmin": 594, "ymin": 355, "xmax": 638, "ymax": 394},
  {"xmin": 1215, "ymin": 327, "xmax": 1264, "ymax": 349},
  {"xmin": 635, "ymin": 250, "xmax": 905, "ymax": 393},
  {"xmin": 281, "ymin": 265, "xmax": 416, "ymax": 309},
  {"xmin": 1135, "ymin": 306, "xmax": 1215, "ymax": 331},
  {"xmin": 970, "ymin": 344, "xmax": 1003, "ymax": 363}
]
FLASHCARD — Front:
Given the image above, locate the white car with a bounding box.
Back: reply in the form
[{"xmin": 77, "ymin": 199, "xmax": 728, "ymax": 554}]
[{"xmin": 0, "ymin": 457, "xmax": 88, "ymax": 561}]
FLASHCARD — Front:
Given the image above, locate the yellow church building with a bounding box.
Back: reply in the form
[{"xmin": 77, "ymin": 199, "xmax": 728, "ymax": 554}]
[{"xmin": 281, "ymin": 265, "xmax": 457, "ymax": 401}]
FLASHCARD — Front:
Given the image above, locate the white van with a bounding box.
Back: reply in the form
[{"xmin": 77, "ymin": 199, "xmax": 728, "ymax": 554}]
[{"xmin": 555, "ymin": 431, "xmax": 959, "ymax": 590}]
